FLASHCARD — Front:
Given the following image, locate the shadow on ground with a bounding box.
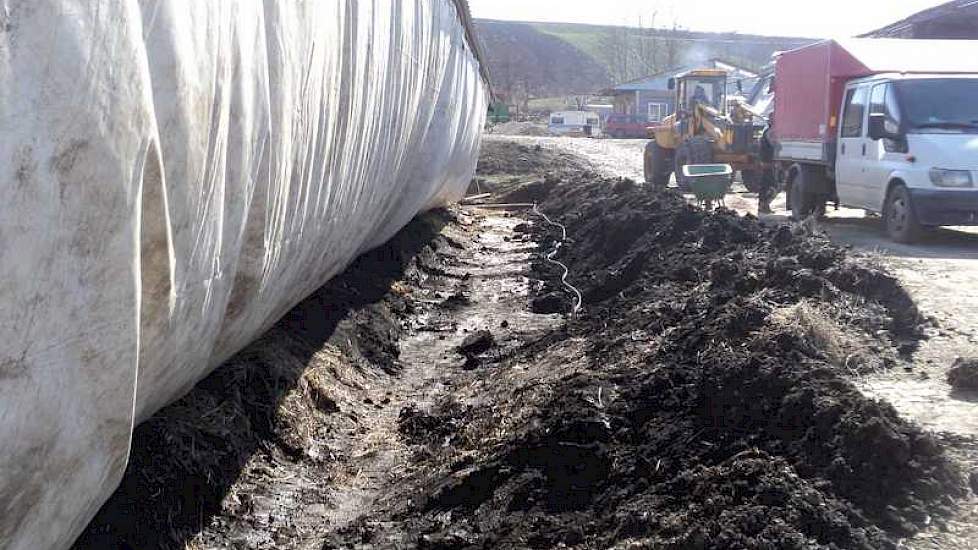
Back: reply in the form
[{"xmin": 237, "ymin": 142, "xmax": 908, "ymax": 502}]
[{"xmin": 72, "ymin": 212, "xmax": 450, "ymax": 550}]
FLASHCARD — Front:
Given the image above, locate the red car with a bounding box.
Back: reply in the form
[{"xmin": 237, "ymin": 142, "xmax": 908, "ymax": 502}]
[{"xmin": 604, "ymin": 114, "xmax": 655, "ymax": 139}]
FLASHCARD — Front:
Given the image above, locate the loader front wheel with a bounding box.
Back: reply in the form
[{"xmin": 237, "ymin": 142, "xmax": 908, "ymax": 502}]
[{"xmin": 644, "ymin": 141, "xmax": 673, "ymax": 186}]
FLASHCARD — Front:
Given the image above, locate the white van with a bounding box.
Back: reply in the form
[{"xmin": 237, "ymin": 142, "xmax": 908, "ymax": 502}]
[
  {"xmin": 840, "ymin": 75, "xmax": 978, "ymax": 236},
  {"xmin": 788, "ymin": 74, "xmax": 978, "ymax": 242},
  {"xmin": 548, "ymin": 111, "xmax": 601, "ymax": 137},
  {"xmin": 772, "ymin": 39, "xmax": 978, "ymax": 242}
]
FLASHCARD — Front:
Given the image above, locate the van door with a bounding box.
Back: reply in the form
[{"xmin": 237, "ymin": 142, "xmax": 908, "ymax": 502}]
[
  {"xmin": 865, "ymin": 83, "xmax": 908, "ymax": 212},
  {"xmin": 835, "ymin": 85, "xmax": 871, "ymax": 207}
]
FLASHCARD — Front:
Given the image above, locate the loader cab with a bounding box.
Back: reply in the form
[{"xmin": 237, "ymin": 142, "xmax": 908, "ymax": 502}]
[
  {"xmin": 669, "ymin": 70, "xmax": 727, "ymax": 115},
  {"xmin": 668, "ymin": 70, "xmax": 728, "ymax": 140}
]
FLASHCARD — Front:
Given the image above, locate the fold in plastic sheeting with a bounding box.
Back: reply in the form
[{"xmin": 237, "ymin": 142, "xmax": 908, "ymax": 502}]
[{"xmin": 0, "ymin": 1, "xmax": 488, "ymax": 548}]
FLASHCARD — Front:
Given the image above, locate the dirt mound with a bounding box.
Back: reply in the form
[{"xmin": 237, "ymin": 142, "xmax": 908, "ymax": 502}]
[
  {"xmin": 458, "ymin": 330, "xmax": 495, "ymax": 356},
  {"xmin": 472, "ymin": 140, "xmax": 601, "ymax": 204},
  {"xmin": 338, "ymin": 175, "xmax": 963, "ymax": 548},
  {"xmin": 475, "ymin": 140, "xmax": 591, "ymax": 179},
  {"xmin": 398, "ymin": 401, "xmax": 468, "ymax": 447},
  {"xmin": 530, "ymin": 291, "xmax": 571, "ymax": 314},
  {"xmin": 948, "ymin": 358, "xmax": 978, "ymax": 391},
  {"xmin": 489, "ymin": 121, "xmax": 550, "ymax": 137}
]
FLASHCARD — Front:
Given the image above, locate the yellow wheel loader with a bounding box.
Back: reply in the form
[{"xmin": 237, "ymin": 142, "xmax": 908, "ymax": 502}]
[{"xmin": 643, "ymin": 69, "xmax": 769, "ymax": 192}]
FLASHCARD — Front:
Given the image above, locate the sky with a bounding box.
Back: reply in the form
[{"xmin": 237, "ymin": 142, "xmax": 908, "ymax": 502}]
[{"xmin": 467, "ymin": 0, "xmax": 947, "ymax": 38}]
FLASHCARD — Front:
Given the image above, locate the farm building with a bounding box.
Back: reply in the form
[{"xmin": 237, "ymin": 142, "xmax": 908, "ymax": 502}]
[
  {"xmin": 862, "ymin": 0, "xmax": 978, "ymax": 39},
  {"xmin": 599, "ymin": 59, "xmax": 758, "ymax": 123}
]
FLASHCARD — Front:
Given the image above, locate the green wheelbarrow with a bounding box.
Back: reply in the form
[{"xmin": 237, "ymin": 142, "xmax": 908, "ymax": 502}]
[{"xmin": 681, "ymin": 164, "xmax": 733, "ymax": 210}]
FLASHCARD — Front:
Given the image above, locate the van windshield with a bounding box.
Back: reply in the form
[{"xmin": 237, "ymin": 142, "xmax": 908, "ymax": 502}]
[{"xmin": 895, "ymin": 79, "xmax": 978, "ymax": 133}]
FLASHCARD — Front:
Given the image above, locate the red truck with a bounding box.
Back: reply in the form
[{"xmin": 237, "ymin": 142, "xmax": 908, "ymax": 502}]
[{"xmin": 771, "ymin": 39, "xmax": 978, "ymax": 242}]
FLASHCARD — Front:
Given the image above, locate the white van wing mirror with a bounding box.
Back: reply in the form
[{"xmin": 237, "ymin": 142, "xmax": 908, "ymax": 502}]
[{"xmin": 868, "ymin": 114, "xmax": 888, "ymax": 140}]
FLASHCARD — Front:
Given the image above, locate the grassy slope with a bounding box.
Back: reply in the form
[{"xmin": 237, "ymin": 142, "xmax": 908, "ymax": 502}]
[
  {"xmin": 527, "ymin": 22, "xmax": 608, "ymax": 67},
  {"xmin": 526, "ymin": 21, "xmax": 814, "ymax": 74}
]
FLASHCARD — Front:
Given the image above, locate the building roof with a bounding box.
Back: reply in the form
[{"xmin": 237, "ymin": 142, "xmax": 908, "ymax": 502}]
[
  {"xmin": 450, "ymin": 0, "xmax": 492, "ymax": 89},
  {"xmin": 600, "ymin": 59, "xmax": 758, "ymax": 94},
  {"xmin": 784, "ymin": 38, "xmax": 978, "ymax": 76},
  {"xmin": 861, "ymin": 0, "xmax": 978, "ymax": 37}
]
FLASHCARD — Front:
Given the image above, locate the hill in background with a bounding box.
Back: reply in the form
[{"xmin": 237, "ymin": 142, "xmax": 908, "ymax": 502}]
[{"xmin": 474, "ymin": 19, "xmax": 815, "ymax": 113}]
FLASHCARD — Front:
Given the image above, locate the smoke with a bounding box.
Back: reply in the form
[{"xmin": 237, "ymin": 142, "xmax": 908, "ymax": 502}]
[{"xmin": 680, "ymin": 43, "xmax": 710, "ymax": 68}]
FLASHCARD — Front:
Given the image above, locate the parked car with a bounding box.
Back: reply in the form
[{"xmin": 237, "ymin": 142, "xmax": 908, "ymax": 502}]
[
  {"xmin": 771, "ymin": 39, "xmax": 978, "ymax": 243},
  {"xmin": 605, "ymin": 114, "xmax": 654, "ymax": 139},
  {"xmin": 548, "ymin": 111, "xmax": 602, "ymax": 137}
]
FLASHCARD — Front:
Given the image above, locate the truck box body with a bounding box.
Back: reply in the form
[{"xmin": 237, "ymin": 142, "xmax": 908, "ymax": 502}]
[{"xmin": 773, "ymin": 39, "xmax": 978, "ymax": 163}]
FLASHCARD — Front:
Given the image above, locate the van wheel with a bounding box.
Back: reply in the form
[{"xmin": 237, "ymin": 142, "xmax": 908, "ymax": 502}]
[
  {"xmin": 789, "ymin": 165, "xmax": 827, "ymax": 220},
  {"xmin": 644, "ymin": 141, "xmax": 673, "ymax": 186},
  {"xmin": 884, "ymin": 185, "xmax": 923, "ymax": 243}
]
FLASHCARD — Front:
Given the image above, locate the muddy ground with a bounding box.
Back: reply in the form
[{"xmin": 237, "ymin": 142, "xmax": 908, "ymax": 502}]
[{"xmin": 77, "ymin": 139, "xmax": 973, "ymax": 549}]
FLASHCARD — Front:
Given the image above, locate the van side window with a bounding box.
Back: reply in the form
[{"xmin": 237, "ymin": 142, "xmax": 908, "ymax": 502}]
[
  {"xmin": 551, "ymin": 116, "xmax": 564, "ymax": 125},
  {"xmin": 870, "ymin": 84, "xmax": 886, "ymax": 115},
  {"xmin": 841, "ymin": 87, "xmax": 868, "ymax": 138},
  {"xmin": 870, "ymin": 83, "xmax": 907, "ymax": 152},
  {"xmin": 870, "ymin": 84, "xmax": 901, "ymax": 126},
  {"xmin": 884, "ymin": 86, "xmax": 902, "ymax": 132}
]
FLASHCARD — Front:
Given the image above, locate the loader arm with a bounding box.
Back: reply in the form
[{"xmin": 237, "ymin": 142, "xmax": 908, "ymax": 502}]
[{"xmin": 694, "ymin": 103, "xmax": 727, "ymax": 143}]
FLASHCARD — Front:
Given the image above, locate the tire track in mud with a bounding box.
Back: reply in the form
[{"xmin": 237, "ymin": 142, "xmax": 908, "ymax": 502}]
[
  {"xmin": 318, "ymin": 209, "xmax": 564, "ymax": 545},
  {"xmin": 74, "ymin": 207, "xmax": 563, "ymax": 549}
]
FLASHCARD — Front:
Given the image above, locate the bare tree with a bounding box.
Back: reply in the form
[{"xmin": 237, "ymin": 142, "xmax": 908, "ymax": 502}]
[
  {"xmin": 600, "ymin": 24, "xmax": 632, "ymax": 83},
  {"xmin": 511, "ymin": 77, "xmax": 533, "ymax": 121},
  {"xmin": 571, "ymin": 95, "xmax": 591, "ymax": 111},
  {"xmin": 602, "ymin": 14, "xmax": 676, "ymax": 85},
  {"xmin": 663, "ymin": 23, "xmax": 682, "ymax": 69},
  {"xmin": 635, "ymin": 13, "xmax": 660, "ymax": 77}
]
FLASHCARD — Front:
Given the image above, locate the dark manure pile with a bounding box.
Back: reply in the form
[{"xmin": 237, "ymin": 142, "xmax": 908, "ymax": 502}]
[
  {"xmin": 470, "ymin": 140, "xmax": 598, "ymax": 201},
  {"xmin": 356, "ymin": 179, "xmax": 966, "ymax": 550}
]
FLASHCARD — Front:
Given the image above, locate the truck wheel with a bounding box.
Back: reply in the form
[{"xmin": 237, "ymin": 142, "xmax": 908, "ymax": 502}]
[
  {"xmin": 644, "ymin": 141, "xmax": 673, "ymax": 186},
  {"xmin": 674, "ymin": 137, "xmax": 712, "ymax": 192},
  {"xmin": 789, "ymin": 165, "xmax": 827, "ymax": 220},
  {"xmin": 884, "ymin": 185, "xmax": 923, "ymax": 243}
]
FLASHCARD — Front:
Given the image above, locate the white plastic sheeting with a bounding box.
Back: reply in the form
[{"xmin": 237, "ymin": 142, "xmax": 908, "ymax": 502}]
[{"xmin": 0, "ymin": 1, "xmax": 488, "ymax": 548}]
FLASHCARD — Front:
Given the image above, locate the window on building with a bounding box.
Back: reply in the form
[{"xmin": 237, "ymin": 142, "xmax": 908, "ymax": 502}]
[
  {"xmin": 841, "ymin": 86, "xmax": 869, "ymax": 138},
  {"xmin": 647, "ymin": 102, "xmax": 667, "ymax": 122}
]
